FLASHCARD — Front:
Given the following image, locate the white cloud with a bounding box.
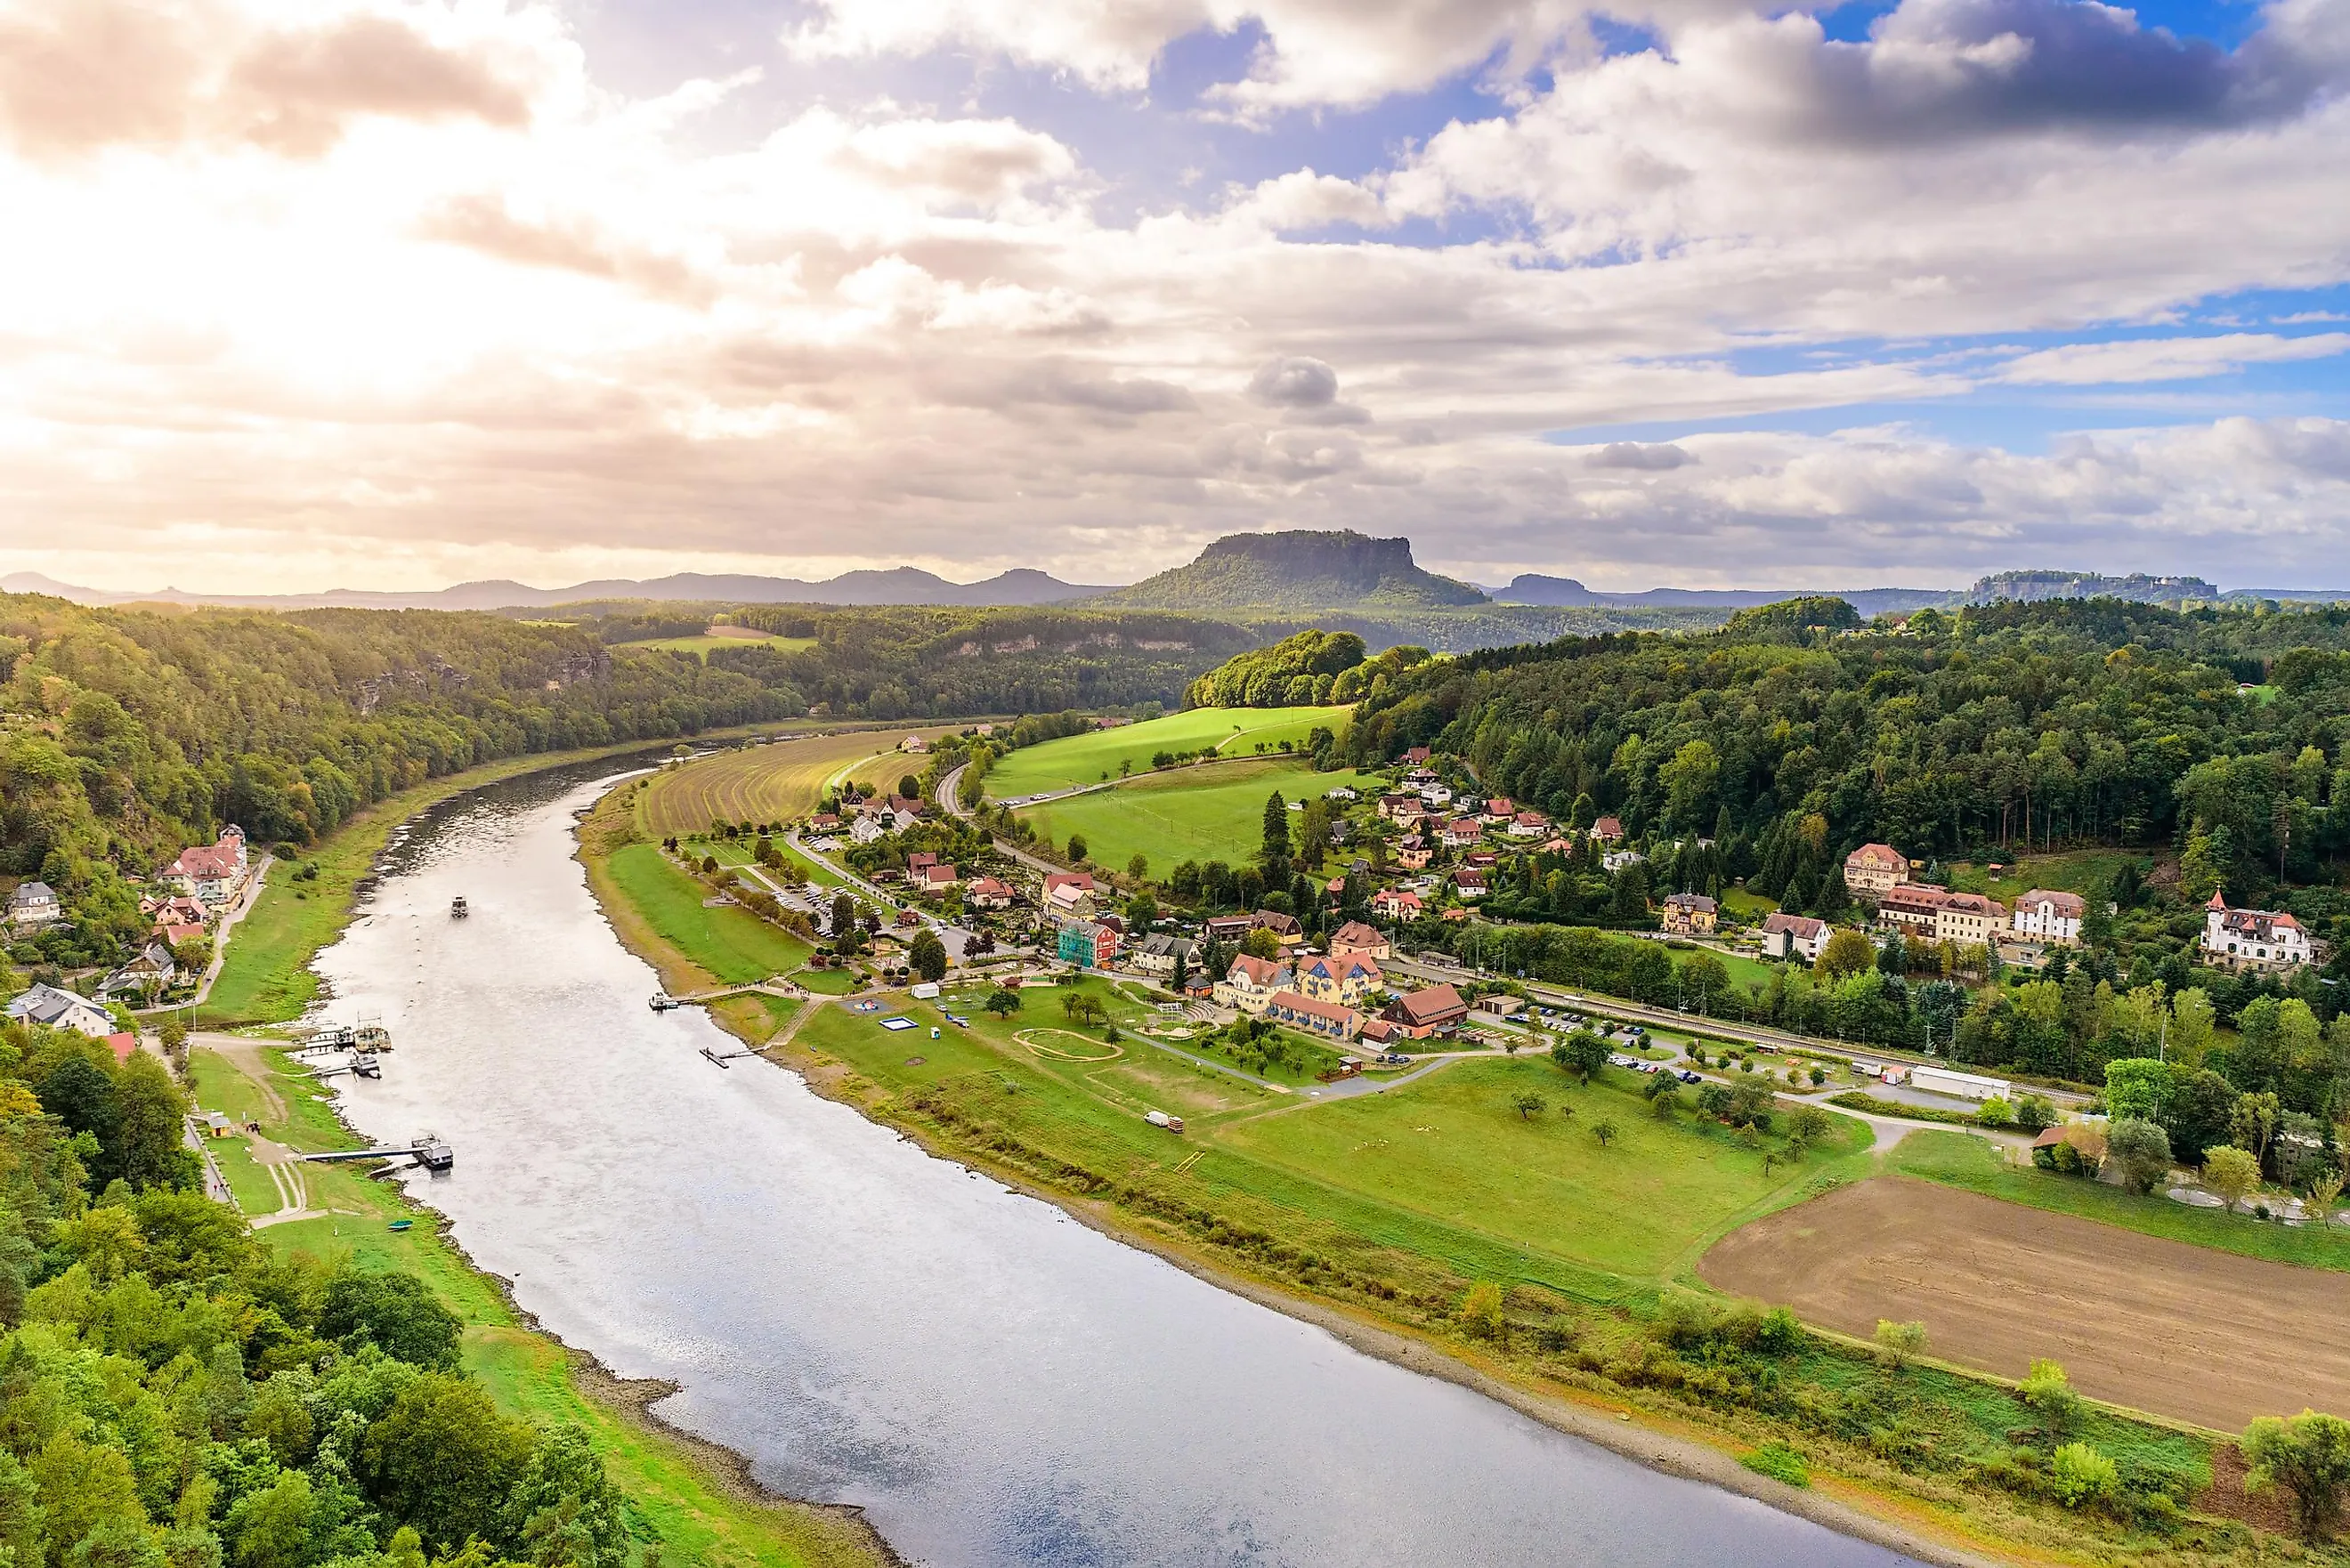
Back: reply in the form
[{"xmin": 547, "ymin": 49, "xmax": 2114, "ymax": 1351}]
[{"xmin": 1999, "ymin": 332, "xmax": 2350, "ymax": 384}]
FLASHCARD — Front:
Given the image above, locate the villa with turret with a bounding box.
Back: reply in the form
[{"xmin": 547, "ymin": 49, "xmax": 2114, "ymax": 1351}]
[{"xmin": 2200, "ymin": 891, "xmax": 2313, "ymax": 973}]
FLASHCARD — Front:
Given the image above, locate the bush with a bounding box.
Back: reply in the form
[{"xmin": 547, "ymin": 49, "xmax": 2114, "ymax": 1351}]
[
  {"xmin": 2106, "ymin": 1118, "xmax": 2173, "ymax": 1195},
  {"xmin": 2048, "ymin": 1442, "xmax": 2119, "ymax": 1508},
  {"xmin": 1742, "ymin": 1443, "xmax": 1810, "ymax": 1487}
]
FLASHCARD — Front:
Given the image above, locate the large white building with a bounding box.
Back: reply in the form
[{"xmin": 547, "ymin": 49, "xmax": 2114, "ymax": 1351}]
[
  {"xmin": 2012, "ymin": 889, "xmax": 2086, "ymax": 945},
  {"xmin": 2201, "ymin": 892, "xmax": 2313, "ymax": 972}
]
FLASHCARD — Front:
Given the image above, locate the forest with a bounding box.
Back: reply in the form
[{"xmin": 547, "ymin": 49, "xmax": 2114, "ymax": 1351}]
[
  {"xmin": 0, "ymin": 1018, "xmax": 635, "ymax": 1568},
  {"xmin": 0, "ymin": 594, "xmax": 805, "ymax": 971}
]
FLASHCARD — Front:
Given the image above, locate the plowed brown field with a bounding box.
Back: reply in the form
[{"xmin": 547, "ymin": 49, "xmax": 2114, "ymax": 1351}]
[{"xmin": 1699, "ymin": 1176, "xmax": 2350, "ymax": 1431}]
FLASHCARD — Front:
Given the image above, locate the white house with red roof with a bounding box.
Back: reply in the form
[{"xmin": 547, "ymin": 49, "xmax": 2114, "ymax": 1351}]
[
  {"xmin": 965, "ymin": 877, "xmax": 1015, "ymax": 909},
  {"xmin": 1508, "ymin": 810, "xmax": 1550, "ymax": 839},
  {"xmin": 1329, "ymin": 920, "xmax": 1390, "ymax": 961},
  {"xmin": 1370, "ymin": 887, "xmax": 1423, "ymax": 922},
  {"xmin": 1043, "ymin": 871, "xmax": 1097, "ymax": 914},
  {"xmin": 1843, "ymin": 843, "xmax": 1908, "ymax": 901},
  {"xmin": 162, "ymin": 828, "xmax": 250, "ymax": 906},
  {"xmin": 2012, "ymin": 889, "xmax": 2086, "ymax": 945},
  {"xmin": 1213, "ymin": 953, "xmax": 1294, "ymax": 1014},
  {"xmin": 1760, "ymin": 912, "xmax": 1831, "ymax": 963},
  {"xmin": 2201, "ymin": 891, "xmax": 2312, "ymax": 972},
  {"xmin": 1588, "ymin": 815, "xmax": 1625, "ymax": 844}
]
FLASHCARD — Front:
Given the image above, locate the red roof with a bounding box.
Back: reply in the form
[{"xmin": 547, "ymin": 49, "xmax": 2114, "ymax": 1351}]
[
  {"xmin": 1330, "ymin": 920, "xmax": 1384, "ymax": 950},
  {"xmin": 1390, "ymin": 983, "xmax": 1467, "ymax": 1026},
  {"xmin": 106, "ymin": 1032, "xmax": 136, "ymax": 1063},
  {"xmin": 1227, "ymin": 954, "xmax": 1289, "ymax": 988},
  {"xmin": 1267, "ymin": 990, "xmax": 1358, "ymax": 1029},
  {"xmin": 1589, "ymin": 816, "xmax": 1624, "ymax": 841}
]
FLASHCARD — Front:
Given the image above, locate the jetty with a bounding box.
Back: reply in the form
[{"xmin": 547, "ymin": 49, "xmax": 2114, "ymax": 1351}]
[
  {"xmin": 651, "ymin": 977, "xmax": 804, "ymax": 1010},
  {"xmin": 297, "ymin": 1132, "xmax": 452, "ymax": 1171}
]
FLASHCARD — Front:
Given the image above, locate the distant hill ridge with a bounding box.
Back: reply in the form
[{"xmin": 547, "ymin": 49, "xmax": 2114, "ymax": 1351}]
[
  {"xmin": 0, "ymin": 566, "xmax": 1114, "ymax": 611},
  {"xmin": 1967, "ymin": 570, "xmax": 2219, "ymax": 604},
  {"xmin": 1494, "ymin": 574, "xmax": 1958, "ymax": 618},
  {"xmin": 1092, "ymin": 530, "xmax": 1488, "ymax": 610}
]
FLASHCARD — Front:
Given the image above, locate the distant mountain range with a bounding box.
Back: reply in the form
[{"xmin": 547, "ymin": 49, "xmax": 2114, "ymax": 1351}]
[
  {"xmin": 1092, "ymin": 530, "xmax": 1487, "ymax": 610},
  {"xmin": 0, "ymin": 567, "xmax": 1115, "ymax": 611},
  {"xmin": 1492, "ymin": 575, "xmax": 1960, "ymax": 617}
]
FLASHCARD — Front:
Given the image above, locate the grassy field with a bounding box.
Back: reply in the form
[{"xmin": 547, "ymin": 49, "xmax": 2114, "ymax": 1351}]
[
  {"xmin": 602, "ymin": 843, "xmax": 814, "ymax": 985},
  {"xmin": 1893, "ymin": 1129, "xmax": 2350, "ymax": 1273},
  {"xmin": 983, "ymin": 706, "xmax": 1350, "ymax": 798},
  {"xmin": 1015, "ymin": 760, "xmax": 1383, "ymax": 876},
  {"xmin": 188, "ymin": 1042, "xmax": 883, "ymax": 1568},
  {"xmin": 1943, "ymin": 848, "xmax": 2145, "ymax": 902},
  {"xmin": 617, "ymin": 632, "xmax": 818, "ymax": 660},
  {"xmin": 636, "ymin": 727, "xmax": 958, "ymax": 838}
]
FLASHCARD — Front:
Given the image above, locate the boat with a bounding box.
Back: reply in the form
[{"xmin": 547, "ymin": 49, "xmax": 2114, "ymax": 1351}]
[
  {"xmin": 386, "ymin": 1218, "xmax": 413, "ymax": 1233},
  {"xmin": 350, "ymin": 1050, "xmax": 382, "ymax": 1079},
  {"xmin": 450, "ymin": 895, "xmax": 469, "ymax": 917},
  {"xmin": 412, "ymin": 1133, "xmax": 454, "ymax": 1172},
  {"xmin": 649, "ymin": 993, "xmax": 679, "ymax": 1011}
]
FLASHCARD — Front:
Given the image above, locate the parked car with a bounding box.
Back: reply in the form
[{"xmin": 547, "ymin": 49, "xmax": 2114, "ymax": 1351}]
[{"xmin": 1678, "ymin": 1069, "xmax": 1702, "ymax": 1083}]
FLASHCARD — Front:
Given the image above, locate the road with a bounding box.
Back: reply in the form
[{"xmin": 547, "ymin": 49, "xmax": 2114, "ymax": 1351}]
[
  {"xmin": 936, "ymin": 762, "xmax": 1064, "ymax": 877},
  {"xmin": 1382, "ymin": 951, "xmax": 2091, "ymax": 1108},
  {"xmin": 134, "ymin": 853, "xmax": 275, "ymax": 1018},
  {"xmin": 783, "ymin": 829, "xmax": 995, "ymax": 962}
]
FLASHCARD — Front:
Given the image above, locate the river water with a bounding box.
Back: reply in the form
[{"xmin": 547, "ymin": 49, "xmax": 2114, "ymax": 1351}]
[{"xmin": 314, "ymin": 762, "xmax": 1916, "ymax": 1568}]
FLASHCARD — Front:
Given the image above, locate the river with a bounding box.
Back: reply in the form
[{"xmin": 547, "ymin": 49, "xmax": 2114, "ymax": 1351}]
[{"xmin": 314, "ymin": 761, "xmax": 1919, "ymax": 1568}]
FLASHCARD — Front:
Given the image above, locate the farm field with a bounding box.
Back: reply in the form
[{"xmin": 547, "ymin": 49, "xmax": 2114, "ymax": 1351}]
[
  {"xmin": 616, "ymin": 629, "xmax": 818, "ymax": 659},
  {"xmin": 1217, "ymin": 1056, "xmax": 1872, "ymax": 1280},
  {"xmin": 983, "ymin": 705, "xmax": 1350, "ymax": 798},
  {"xmin": 635, "ymin": 725, "xmax": 956, "ymax": 837},
  {"xmin": 1698, "ymin": 1174, "xmax": 2350, "ymax": 1430},
  {"xmin": 1893, "ymin": 1128, "xmax": 2350, "ymax": 1273},
  {"xmin": 1015, "ymin": 758, "xmax": 1384, "ymax": 876}
]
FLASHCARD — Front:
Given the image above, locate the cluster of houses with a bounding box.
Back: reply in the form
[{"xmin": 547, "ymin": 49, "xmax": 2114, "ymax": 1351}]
[{"xmin": 4, "ymin": 826, "xmax": 254, "ymax": 1007}]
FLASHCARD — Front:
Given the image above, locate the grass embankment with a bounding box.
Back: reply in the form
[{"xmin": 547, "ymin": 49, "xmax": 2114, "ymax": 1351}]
[
  {"xmin": 634, "ymin": 726, "xmax": 961, "ymax": 839},
  {"xmin": 601, "ymin": 842, "xmax": 814, "ymax": 986},
  {"xmin": 1895, "ymin": 1130, "xmax": 2350, "ymax": 1273},
  {"xmin": 184, "ymin": 1039, "xmax": 887, "ymax": 1568},
  {"xmin": 1015, "ymin": 760, "xmax": 1383, "ymax": 875},
  {"xmin": 981, "ymin": 705, "xmax": 1349, "ymax": 798}
]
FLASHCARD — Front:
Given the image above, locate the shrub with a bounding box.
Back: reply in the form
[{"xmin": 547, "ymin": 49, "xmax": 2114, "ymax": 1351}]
[
  {"xmin": 1742, "ymin": 1443, "xmax": 1810, "ymax": 1487},
  {"xmin": 2048, "ymin": 1443, "xmax": 2119, "ymax": 1508},
  {"xmin": 2106, "ymin": 1118, "xmax": 2173, "ymax": 1195}
]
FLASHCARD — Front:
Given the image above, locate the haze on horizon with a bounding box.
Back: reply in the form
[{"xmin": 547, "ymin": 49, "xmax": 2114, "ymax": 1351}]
[{"xmin": 2, "ymin": 0, "xmax": 2346, "ymax": 597}]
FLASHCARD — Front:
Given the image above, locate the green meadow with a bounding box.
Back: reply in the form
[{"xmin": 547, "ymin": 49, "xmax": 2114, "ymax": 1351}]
[
  {"xmin": 1015, "ymin": 759, "xmax": 1384, "ymax": 875},
  {"xmin": 982, "ymin": 705, "xmax": 1351, "ymax": 798}
]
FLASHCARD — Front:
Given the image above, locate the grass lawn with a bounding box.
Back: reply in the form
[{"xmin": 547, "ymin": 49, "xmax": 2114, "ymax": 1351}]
[
  {"xmin": 1015, "ymin": 760, "xmax": 1382, "ymax": 877},
  {"xmin": 1943, "ymin": 849, "xmax": 2147, "ymax": 903},
  {"xmin": 616, "ymin": 632, "xmax": 818, "ymax": 659},
  {"xmin": 1892, "ymin": 1129, "xmax": 2350, "ymax": 1273},
  {"xmin": 601, "ymin": 844, "xmax": 813, "ymax": 985},
  {"xmin": 218, "ymin": 1044, "xmax": 881, "ymax": 1568},
  {"xmin": 1217, "ymin": 1058, "xmax": 1873, "ymax": 1281},
  {"xmin": 1718, "ymin": 887, "xmax": 1778, "ymax": 921},
  {"xmin": 983, "ymin": 706, "xmax": 1350, "ymax": 798}
]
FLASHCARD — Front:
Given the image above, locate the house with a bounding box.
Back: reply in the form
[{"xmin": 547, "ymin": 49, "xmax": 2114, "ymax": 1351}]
[
  {"xmin": 1441, "ymin": 906, "xmax": 1471, "ymax": 922},
  {"xmin": 1451, "ymin": 867, "xmax": 1487, "ymax": 901},
  {"xmin": 1250, "ymin": 909, "xmax": 1306, "ymax": 949},
  {"xmin": 1397, "ymin": 834, "xmax": 1432, "ymax": 869},
  {"xmin": 1325, "ymin": 785, "xmax": 1360, "ymax": 803},
  {"xmin": 6, "ymin": 880, "xmax": 61, "ymax": 929},
  {"xmin": 1264, "ymin": 990, "xmax": 1362, "ymax": 1040},
  {"xmin": 1213, "ymin": 954, "xmax": 1294, "ymax": 1014},
  {"xmin": 965, "ymin": 877, "xmax": 1016, "ymax": 909},
  {"xmin": 155, "ymin": 918, "xmax": 207, "ymax": 950},
  {"xmin": 1402, "ymin": 746, "xmax": 1431, "ymax": 765},
  {"xmin": 1203, "ymin": 914, "xmax": 1255, "ymax": 943},
  {"xmin": 1358, "ymin": 1016, "xmax": 1398, "ymax": 1047},
  {"xmin": 104, "ymin": 1032, "xmax": 137, "ymax": 1065},
  {"xmin": 3, "ymin": 982, "xmax": 115, "ymax": 1039},
  {"xmin": 887, "ymin": 795, "xmax": 927, "ymax": 819},
  {"xmin": 1377, "ymin": 794, "xmax": 1427, "ymax": 824},
  {"xmin": 2201, "ymin": 891, "xmax": 2314, "ymax": 972},
  {"xmin": 1043, "ymin": 872, "xmax": 1098, "ymax": 914},
  {"xmin": 1419, "ymin": 783, "xmax": 1454, "ymax": 807},
  {"xmin": 1381, "ymin": 983, "xmax": 1469, "ymax": 1039},
  {"xmin": 1328, "ymin": 920, "xmax": 1390, "ymax": 962},
  {"xmin": 100, "ymin": 942, "xmax": 179, "ymax": 998},
  {"xmin": 2013, "ymin": 889, "xmax": 2086, "ymax": 945},
  {"xmin": 1370, "ymin": 887, "xmax": 1424, "ymax": 922},
  {"xmin": 899, "ymin": 734, "xmax": 930, "ymax": 754},
  {"xmin": 1295, "ymin": 953, "xmax": 1384, "ymax": 1008},
  {"xmin": 162, "ymin": 838, "xmax": 245, "ymax": 905},
  {"xmin": 807, "ymin": 812, "xmax": 841, "ymax": 834},
  {"xmin": 906, "ymin": 852, "xmax": 938, "ymax": 873},
  {"xmin": 1588, "ymin": 816, "xmax": 1625, "ymax": 845},
  {"xmin": 1760, "ymin": 911, "xmax": 1830, "ymax": 963},
  {"xmin": 1933, "ymin": 892, "xmax": 2006, "ymax": 948},
  {"xmin": 916, "ymin": 864, "xmax": 960, "ymax": 894},
  {"xmin": 1401, "ymin": 767, "xmax": 1438, "ymax": 788},
  {"xmin": 1508, "ymin": 811, "xmax": 1550, "ymax": 839},
  {"xmin": 1601, "ymin": 849, "xmax": 1646, "ymax": 873},
  {"xmin": 1875, "ymin": 884, "xmax": 1950, "ymax": 936},
  {"xmin": 1440, "ymin": 818, "xmax": 1481, "ymax": 851},
  {"xmin": 1471, "ymin": 994, "xmax": 1524, "ymax": 1019},
  {"xmin": 1057, "ymin": 919, "xmax": 1121, "ymax": 969},
  {"xmin": 1130, "ymin": 933, "xmax": 1201, "ymax": 978},
  {"xmin": 1660, "ymin": 892, "xmax": 1718, "ymax": 936},
  {"xmin": 1844, "ymin": 843, "xmax": 1908, "ymax": 901},
  {"xmin": 1479, "ymin": 797, "xmax": 1517, "ymax": 826}
]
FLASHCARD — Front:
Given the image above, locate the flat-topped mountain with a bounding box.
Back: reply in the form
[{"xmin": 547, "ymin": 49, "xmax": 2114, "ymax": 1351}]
[
  {"xmin": 1967, "ymin": 570, "xmax": 2219, "ymax": 604},
  {"xmin": 1091, "ymin": 530, "xmax": 1487, "ymax": 610}
]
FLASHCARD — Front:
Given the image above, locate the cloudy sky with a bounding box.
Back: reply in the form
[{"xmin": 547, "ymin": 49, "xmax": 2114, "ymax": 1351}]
[{"xmin": 3, "ymin": 0, "xmax": 2346, "ymax": 594}]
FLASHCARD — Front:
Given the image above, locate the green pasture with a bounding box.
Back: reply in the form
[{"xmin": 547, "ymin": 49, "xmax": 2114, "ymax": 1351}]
[
  {"xmin": 603, "ymin": 842, "xmax": 814, "ymax": 985},
  {"xmin": 1016, "ymin": 759, "xmax": 1382, "ymax": 877},
  {"xmin": 983, "ymin": 706, "xmax": 1351, "ymax": 798},
  {"xmin": 617, "ymin": 632, "xmax": 817, "ymax": 659}
]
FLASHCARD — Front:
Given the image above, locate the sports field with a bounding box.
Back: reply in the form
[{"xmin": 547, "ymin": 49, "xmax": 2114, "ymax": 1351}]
[
  {"xmin": 615, "ymin": 630, "xmax": 817, "ymax": 659},
  {"xmin": 983, "ymin": 706, "xmax": 1350, "ymax": 798},
  {"xmin": 1699, "ymin": 1175, "xmax": 2348, "ymax": 1431},
  {"xmin": 635, "ymin": 726, "xmax": 955, "ymax": 837},
  {"xmin": 1014, "ymin": 758, "xmax": 1383, "ymax": 876}
]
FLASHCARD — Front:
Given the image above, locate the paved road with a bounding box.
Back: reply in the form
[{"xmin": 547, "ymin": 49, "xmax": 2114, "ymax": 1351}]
[
  {"xmin": 783, "ymin": 830, "xmax": 995, "ymax": 962},
  {"xmin": 134, "ymin": 853, "xmax": 274, "ymax": 1017},
  {"xmin": 936, "ymin": 763, "xmax": 1066, "ymax": 879}
]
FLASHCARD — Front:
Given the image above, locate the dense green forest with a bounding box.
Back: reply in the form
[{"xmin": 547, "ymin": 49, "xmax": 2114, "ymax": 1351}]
[
  {"xmin": 0, "ymin": 594, "xmax": 800, "ymax": 970},
  {"xmin": 0, "ymin": 1019, "xmax": 636, "ymax": 1568}
]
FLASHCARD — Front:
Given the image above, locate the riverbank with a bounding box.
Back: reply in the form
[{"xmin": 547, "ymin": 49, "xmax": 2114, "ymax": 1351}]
[
  {"xmin": 188, "ymin": 747, "xmax": 901, "ymax": 1568},
  {"xmin": 573, "ymin": 786, "xmax": 2240, "ymax": 1568}
]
